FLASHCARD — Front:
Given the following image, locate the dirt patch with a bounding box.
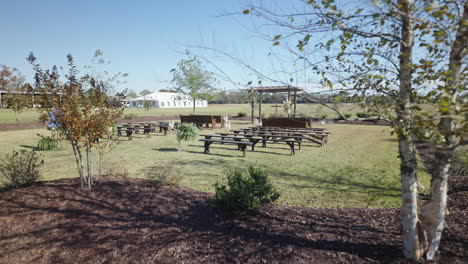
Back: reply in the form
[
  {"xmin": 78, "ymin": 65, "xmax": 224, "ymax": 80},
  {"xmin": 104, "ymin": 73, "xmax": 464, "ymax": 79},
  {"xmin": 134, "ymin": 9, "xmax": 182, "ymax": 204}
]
[
  {"xmin": 0, "ymin": 122, "xmax": 45, "ymax": 131},
  {"xmin": 0, "ymin": 173, "xmax": 466, "ymax": 263},
  {"xmin": 0, "ymin": 116, "xmax": 181, "ymax": 132}
]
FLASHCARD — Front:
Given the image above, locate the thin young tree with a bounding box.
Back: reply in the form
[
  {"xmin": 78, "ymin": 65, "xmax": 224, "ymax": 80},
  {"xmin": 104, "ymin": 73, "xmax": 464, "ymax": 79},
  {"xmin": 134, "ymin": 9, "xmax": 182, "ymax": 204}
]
[
  {"xmin": 171, "ymin": 51, "xmax": 217, "ymax": 114},
  {"xmin": 28, "ymin": 52, "xmax": 125, "ymax": 189},
  {"xmin": 0, "ymin": 65, "xmax": 28, "ymax": 122}
]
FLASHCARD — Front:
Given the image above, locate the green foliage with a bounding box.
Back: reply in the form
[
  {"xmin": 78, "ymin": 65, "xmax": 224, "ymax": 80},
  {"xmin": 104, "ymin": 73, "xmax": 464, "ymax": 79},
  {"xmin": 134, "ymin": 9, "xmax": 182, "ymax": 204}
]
[
  {"xmin": 123, "ymin": 113, "xmax": 137, "ymax": 120},
  {"xmin": 320, "ymin": 113, "xmax": 328, "ymax": 119},
  {"xmin": 210, "ymin": 164, "xmax": 280, "ymax": 214},
  {"xmin": 0, "ymin": 150, "xmax": 43, "ymax": 188},
  {"xmin": 142, "ymin": 161, "xmax": 181, "ymax": 186},
  {"xmin": 36, "ymin": 134, "xmax": 58, "ymax": 151},
  {"xmin": 344, "ymin": 113, "xmax": 352, "ymax": 119},
  {"xmin": 143, "ymin": 100, "xmax": 152, "ymax": 111},
  {"xmin": 171, "ymin": 51, "xmax": 217, "ymax": 113},
  {"xmin": 237, "ymin": 111, "xmax": 247, "ymax": 117},
  {"xmin": 356, "ymin": 112, "xmax": 370, "ymax": 118},
  {"xmin": 177, "ymin": 123, "xmax": 199, "ymax": 141}
]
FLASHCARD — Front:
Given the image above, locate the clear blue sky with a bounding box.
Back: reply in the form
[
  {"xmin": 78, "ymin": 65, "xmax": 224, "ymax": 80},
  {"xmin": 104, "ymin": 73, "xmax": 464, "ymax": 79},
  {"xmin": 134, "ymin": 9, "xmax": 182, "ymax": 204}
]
[{"xmin": 2, "ymin": 0, "xmax": 288, "ymax": 93}]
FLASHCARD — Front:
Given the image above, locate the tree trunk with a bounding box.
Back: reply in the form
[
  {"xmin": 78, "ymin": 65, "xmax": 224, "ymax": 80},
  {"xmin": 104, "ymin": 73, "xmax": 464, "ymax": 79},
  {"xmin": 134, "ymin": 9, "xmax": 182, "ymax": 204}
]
[
  {"xmin": 423, "ymin": 5, "xmax": 467, "ymax": 260},
  {"xmin": 86, "ymin": 144, "xmax": 93, "ymax": 188},
  {"xmin": 192, "ymin": 98, "xmax": 196, "ymax": 114},
  {"xmin": 71, "ymin": 141, "xmax": 85, "ymax": 188},
  {"xmin": 397, "ymin": 0, "xmax": 427, "ymax": 260},
  {"xmin": 15, "ymin": 111, "xmax": 21, "ymax": 124},
  {"xmin": 423, "ymin": 148, "xmax": 452, "ymax": 260},
  {"xmin": 399, "ymin": 136, "xmax": 426, "ymax": 260},
  {"xmin": 98, "ymin": 142, "xmax": 103, "ymax": 185}
]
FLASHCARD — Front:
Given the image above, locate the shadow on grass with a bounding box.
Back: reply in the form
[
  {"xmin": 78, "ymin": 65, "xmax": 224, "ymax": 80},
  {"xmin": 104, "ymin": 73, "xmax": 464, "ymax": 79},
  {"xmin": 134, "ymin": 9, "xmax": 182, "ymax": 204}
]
[
  {"xmin": 19, "ymin": 145, "xmax": 37, "ymax": 150},
  {"xmin": 153, "ymin": 148, "xmax": 179, "ymax": 152},
  {"xmin": 273, "ymin": 166, "xmax": 401, "ymax": 200}
]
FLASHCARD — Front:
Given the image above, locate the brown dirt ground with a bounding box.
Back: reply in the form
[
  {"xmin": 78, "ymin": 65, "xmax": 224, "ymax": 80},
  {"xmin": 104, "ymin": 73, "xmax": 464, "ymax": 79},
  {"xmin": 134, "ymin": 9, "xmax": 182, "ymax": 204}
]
[{"xmin": 0, "ymin": 116, "xmax": 180, "ymax": 131}]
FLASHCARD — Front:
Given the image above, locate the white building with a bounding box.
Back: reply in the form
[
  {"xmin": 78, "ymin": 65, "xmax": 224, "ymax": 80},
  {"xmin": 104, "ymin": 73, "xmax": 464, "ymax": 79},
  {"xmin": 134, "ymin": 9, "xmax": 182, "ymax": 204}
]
[{"xmin": 129, "ymin": 92, "xmax": 208, "ymax": 108}]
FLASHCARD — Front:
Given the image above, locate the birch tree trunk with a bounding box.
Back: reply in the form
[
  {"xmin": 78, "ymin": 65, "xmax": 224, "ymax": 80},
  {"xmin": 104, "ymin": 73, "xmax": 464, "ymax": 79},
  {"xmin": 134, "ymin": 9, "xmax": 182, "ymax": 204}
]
[
  {"xmin": 423, "ymin": 5, "xmax": 467, "ymax": 260},
  {"xmin": 397, "ymin": 0, "xmax": 427, "ymax": 260}
]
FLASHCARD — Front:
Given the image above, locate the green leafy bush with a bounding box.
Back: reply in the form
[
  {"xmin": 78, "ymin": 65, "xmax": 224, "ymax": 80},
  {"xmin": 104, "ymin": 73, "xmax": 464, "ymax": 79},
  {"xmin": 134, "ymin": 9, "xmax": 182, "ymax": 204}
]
[
  {"xmin": 123, "ymin": 113, "xmax": 137, "ymax": 120},
  {"xmin": 320, "ymin": 113, "xmax": 328, "ymax": 119},
  {"xmin": 237, "ymin": 111, "xmax": 247, "ymax": 117},
  {"xmin": 36, "ymin": 134, "xmax": 58, "ymax": 151},
  {"xmin": 344, "ymin": 113, "xmax": 352, "ymax": 119},
  {"xmin": 177, "ymin": 123, "xmax": 199, "ymax": 141},
  {"xmin": 356, "ymin": 112, "xmax": 370, "ymax": 118},
  {"xmin": 210, "ymin": 164, "xmax": 280, "ymax": 214},
  {"xmin": 143, "ymin": 161, "xmax": 181, "ymax": 186},
  {"xmin": 176, "ymin": 123, "xmax": 199, "ymax": 151},
  {"xmin": 0, "ymin": 150, "xmax": 43, "ymax": 188}
]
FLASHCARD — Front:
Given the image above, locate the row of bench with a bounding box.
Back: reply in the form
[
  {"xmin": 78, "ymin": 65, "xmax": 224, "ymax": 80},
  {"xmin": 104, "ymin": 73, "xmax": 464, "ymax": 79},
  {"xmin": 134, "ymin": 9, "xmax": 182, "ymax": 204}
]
[
  {"xmin": 117, "ymin": 122, "xmax": 178, "ymax": 140},
  {"xmin": 199, "ymin": 126, "xmax": 330, "ymax": 157}
]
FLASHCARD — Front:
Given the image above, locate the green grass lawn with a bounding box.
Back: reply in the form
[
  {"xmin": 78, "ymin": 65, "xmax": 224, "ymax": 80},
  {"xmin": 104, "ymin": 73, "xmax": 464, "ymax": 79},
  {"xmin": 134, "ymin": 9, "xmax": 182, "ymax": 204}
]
[
  {"xmin": 0, "ymin": 121, "xmax": 430, "ymax": 208},
  {"xmin": 0, "ymin": 104, "xmax": 362, "ymax": 124}
]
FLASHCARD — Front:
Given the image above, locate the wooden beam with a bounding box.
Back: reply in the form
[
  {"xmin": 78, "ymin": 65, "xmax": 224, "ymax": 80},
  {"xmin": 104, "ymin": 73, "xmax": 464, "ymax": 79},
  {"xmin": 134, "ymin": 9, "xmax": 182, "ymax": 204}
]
[
  {"xmin": 293, "ymin": 91, "xmax": 297, "ymax": 117},
  {"xmin": 258, "ymin": 92, "xmax": 262, "ymax": 120}
]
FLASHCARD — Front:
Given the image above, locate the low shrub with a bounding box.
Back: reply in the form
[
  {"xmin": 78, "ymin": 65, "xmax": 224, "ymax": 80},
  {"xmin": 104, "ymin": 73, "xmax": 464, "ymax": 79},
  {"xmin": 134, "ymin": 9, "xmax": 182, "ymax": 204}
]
[
  {"xmin": 356, "ymin": 112, "xmax": 370, "ymax": 118},
  {"xmin": 237, "ymin": 111, "xmax": 247, "ymax": 117},
  {"xmin": 104, "ymin": 162, "xmax": 129, "ymax": 178},
  {"xmin": 36, "ymin": 134, "xmax": 58, "ymax": 151},
  {"xmin": 210, "ymin": 164, "xmax": 280, "ymax": 214},
  {"xmin": 451, "ymin": 147, "xmax": 468, "ymax": 176},
  {"xmin": 123, "ymin": 113, "xmax": 137, "ymax": 120},
  {"xmin": 344, "ymin": 113, "xmax": 352, "ymax": 119},
  {"xmin": 0, "ymin": 150, "xmax": 43, "ymax": 188},
  {"xmin": 176, "ymin": 123, "xmax": 199, "ymax": 151},
  {"xmin": 320, "ymin": 113, "xmax": 328, "ymax": 119},
  {"xmin": 143, "ymin": 161, "xmax": 181, "ymax": 186}
]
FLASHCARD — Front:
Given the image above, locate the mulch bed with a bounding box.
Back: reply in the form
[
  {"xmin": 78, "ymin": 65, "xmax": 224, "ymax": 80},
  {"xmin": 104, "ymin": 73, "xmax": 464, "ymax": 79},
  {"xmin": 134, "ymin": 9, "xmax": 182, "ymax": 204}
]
[{"xmin": 0, "ymin": 174, "xmax": 466, "ymax": 263}]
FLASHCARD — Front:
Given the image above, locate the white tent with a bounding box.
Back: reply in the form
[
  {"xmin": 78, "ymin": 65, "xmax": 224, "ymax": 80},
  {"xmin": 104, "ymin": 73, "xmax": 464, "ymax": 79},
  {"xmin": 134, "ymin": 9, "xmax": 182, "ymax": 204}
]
[{"xmin": 129, "ymin": 92, "xmax": 208, "ymax": 108}]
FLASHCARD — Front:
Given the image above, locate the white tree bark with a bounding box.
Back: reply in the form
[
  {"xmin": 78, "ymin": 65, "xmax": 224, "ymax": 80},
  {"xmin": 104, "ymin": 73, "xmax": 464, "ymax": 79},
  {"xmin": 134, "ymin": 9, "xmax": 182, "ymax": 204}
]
[
  {"xmin": 397, "ymin": 0, "xmax": 428, "ymax": 260},
  {"xmin": 423, "ymin": 5, "xmax": 467, "ymax": 260}
]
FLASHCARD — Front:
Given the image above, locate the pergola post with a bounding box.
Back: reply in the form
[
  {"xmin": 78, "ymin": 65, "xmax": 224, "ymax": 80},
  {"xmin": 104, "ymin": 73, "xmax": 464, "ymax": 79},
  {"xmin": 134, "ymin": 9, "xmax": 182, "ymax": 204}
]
[
  {"xmin": 248, "ymin": 86, "xmax": 302, "ymax": 120},
  {"xmin": 293, "ymin": 91, "xmax": 297, "ymax": 117},
  {"xmin": 258, "ymin": 92, "xmax": 262, "ymax": 120},
  {"xmin": 251, "ymin": 96, "xmax": 255, "ymax": 124}
]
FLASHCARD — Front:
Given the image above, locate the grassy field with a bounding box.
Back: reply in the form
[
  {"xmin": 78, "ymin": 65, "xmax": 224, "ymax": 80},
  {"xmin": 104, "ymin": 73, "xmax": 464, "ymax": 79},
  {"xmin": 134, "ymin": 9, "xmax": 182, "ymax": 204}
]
[
  {"xmin": 0, "ymin": 104, "xmax": 362, "ymax": 124},
  {"xmin": 0, "ymin": 121, "xmax": 430, "ymax": 208}
]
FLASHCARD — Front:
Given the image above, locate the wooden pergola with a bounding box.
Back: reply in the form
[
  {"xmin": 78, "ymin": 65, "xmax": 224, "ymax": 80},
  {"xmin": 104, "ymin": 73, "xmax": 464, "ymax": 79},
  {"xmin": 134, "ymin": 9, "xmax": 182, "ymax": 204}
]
[{"xmin": 248, "ymin": 85, "xmax": 303, "ymax": 123}]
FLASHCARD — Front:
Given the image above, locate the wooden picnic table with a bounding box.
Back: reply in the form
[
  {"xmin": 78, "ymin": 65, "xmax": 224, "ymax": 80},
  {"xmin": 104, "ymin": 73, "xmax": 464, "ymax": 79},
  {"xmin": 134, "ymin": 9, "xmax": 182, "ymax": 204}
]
[
  {"xmin": 231, "ymin": 129, "xmax": 329, "ymax": 146},
  {"xmin": 246, "ymin": 127, "xmax": 329, "ymax": 132},
  {"xmin": 202, "ymin": 133, "xmax": 300, "ymax": 155},
  {"xmin": 215, "ymin": 132, "xmax": 307, "ymax": 150}
]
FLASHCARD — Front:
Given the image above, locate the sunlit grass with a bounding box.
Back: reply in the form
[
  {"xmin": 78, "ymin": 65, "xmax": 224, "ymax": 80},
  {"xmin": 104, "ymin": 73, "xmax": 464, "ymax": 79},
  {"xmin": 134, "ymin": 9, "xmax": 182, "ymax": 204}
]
[{"xmin": 0, "ymin": 121, "xmax": 430, "ymax": 208}]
